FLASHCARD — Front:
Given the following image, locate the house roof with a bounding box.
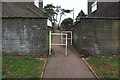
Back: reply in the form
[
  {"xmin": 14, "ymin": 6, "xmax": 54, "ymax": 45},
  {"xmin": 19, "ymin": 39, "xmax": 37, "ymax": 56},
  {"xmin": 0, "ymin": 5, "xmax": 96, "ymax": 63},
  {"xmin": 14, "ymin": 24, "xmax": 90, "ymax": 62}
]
[{"xmin": 2, "ymin": 2, "xmax": 43, "ymax": 17}]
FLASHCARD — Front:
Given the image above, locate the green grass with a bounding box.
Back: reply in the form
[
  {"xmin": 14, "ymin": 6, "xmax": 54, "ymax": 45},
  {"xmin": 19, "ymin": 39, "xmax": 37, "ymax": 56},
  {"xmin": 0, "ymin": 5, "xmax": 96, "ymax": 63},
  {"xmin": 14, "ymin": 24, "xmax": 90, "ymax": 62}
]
[
  {"xmin": 2, "ymin": 54, "xmax": 45, "ymax": 78},
  {"xmin": 86, "ymin": 54, "xmax": 118, "ymax": 79},
  {"xmin": 47, "ymin": 34, "xmax": 53, "ymax": 46}
]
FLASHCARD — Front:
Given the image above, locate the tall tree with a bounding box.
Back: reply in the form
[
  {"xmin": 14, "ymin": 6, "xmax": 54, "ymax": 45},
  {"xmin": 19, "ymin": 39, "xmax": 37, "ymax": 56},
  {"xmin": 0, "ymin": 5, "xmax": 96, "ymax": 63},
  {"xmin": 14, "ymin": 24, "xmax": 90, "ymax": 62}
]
[
  {"xmin": 43, "ymin": 4, "xmax": 57, "ymax": 25},
  {"xmin": 55, "ymin": 5, "xmax": 61, "ymax": 21},
  {"xmin": 43, "ymin": 4, "xmax": 73, "ymax": 28}
]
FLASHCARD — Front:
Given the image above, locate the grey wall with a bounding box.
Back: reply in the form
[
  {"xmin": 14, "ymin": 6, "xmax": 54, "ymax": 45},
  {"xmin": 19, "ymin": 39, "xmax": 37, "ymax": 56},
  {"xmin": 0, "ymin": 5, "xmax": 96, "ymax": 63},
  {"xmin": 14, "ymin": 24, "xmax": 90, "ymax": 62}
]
[
  {"xmin": 119, "ymin": 2, "xmax": 120, "ymax": 17},
  {"xmin": 2, "ymin": 17, "xmax": 48, "ymax": 57},
  {"xmin": 72, "ymin": 18, "xmax": 119, "ymax": 56}
]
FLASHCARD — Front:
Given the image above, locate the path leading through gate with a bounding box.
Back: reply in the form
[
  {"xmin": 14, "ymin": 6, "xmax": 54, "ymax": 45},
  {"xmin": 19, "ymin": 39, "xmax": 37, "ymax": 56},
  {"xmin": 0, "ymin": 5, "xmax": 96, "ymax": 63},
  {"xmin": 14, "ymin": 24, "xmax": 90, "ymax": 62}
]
[{"xmin": 44, "ymin": 30, "xmax": 97, "ymax": 79}]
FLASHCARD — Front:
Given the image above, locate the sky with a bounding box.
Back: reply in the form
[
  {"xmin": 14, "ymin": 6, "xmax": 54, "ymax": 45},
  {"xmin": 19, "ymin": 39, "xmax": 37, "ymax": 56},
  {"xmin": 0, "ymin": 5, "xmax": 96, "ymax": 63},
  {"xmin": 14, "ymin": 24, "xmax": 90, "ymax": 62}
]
[{"xmin": 43, "ymin": 0, "xmax": 88, "ymax": 24}]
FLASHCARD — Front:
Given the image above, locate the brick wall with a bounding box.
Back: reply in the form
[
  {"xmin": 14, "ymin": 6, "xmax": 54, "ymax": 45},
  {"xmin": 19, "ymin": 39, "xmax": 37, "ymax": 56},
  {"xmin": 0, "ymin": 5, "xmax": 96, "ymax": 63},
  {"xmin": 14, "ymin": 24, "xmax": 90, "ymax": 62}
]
[
  {"xmin": 71, "ymin": 18, "xmax": 120, "ymax": 56},
  {"xmin": 2, "ymin": 17, "xmax": 48, "ymax": 57}
]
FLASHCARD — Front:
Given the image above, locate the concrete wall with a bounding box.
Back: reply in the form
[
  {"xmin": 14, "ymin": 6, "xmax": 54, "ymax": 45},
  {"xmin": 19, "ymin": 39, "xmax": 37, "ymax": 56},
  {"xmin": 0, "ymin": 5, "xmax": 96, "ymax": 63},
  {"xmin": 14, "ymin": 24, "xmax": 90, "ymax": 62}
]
[
  {"xmin": 71, "ymin": 18, "xmax": 119, "ymax": 56},
  {"xmin": 119, "ymin": 2, "xmax": 120, "ymax": 17},
  {"xmin": 2, "ymin": 17, "xmax": 48, "ymax": 57}
]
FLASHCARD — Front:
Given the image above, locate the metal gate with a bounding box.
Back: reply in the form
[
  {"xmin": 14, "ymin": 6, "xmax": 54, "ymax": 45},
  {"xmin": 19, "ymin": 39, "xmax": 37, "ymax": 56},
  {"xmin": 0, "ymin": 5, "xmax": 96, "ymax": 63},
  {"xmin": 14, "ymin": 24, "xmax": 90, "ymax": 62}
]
[
  {"xmin": 61, "ymin": 31, "xmax": 72, "ymax": 45},
  {"xmin": 49, "ymin": 31, "xmax": 72, "ymax": 56}
]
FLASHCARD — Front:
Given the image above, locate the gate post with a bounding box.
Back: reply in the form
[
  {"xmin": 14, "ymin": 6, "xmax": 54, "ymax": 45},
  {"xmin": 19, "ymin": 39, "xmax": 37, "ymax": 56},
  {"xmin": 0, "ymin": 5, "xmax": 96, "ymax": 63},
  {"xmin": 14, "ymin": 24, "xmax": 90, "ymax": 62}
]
[
  {"xmin": 49, "ymin": 31, "xmax": 51, "ymax": 55},
  {"xmin": 71, "ymin": 31, "xmax": 72, "ymax": 45},
  {"xmin": 61, "ymin": 33, "xmax": 63, "ymax": 44},
  {"xmin": 65, "ymin": 34, "xmax": 68, "ymax": 56}
]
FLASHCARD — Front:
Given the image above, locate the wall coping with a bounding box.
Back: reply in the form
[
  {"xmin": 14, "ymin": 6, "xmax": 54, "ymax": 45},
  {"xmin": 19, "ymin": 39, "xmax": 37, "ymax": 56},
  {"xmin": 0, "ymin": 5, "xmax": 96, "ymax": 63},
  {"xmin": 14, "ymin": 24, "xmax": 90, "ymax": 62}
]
[
  {"xmin": 80, "ymin": 17, "xmax": 120, "ymax": 20},
  {"xmin": 70, "ymin": 17, "xmax": 120, "ymax": 29},
  {"xmin": 1, "ymin": 16, "xmax": 48, "ymax": 19}
]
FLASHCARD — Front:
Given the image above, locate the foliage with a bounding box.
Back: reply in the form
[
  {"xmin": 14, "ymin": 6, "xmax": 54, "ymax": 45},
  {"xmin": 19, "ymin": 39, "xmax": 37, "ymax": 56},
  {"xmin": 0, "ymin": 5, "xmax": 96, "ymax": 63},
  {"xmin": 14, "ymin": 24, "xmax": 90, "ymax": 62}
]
[
  {"xmin": 58, "ymin": 9, "xmax": 73, "ymax": 27},
  {"xmin": 75, "ymin": 10, "xmax": 87, "ymax": 21},
  {"xmin": 61, "ymin": 17, "xmax": 73, "ymax": 27},
  {"xmin": 86, "ymin": 54, "xmax": 118, "ymax": 79},
  {"xmin": 43, "ymin": 4, "xmax": 57, "ymax": 23},
  {"xmin": 60, "ymin": 18, "xmax": 73, "ymax": 30},
  {"xmin": 43, "ymin": 4, "xmax": 73, "ymax": 27},
  {"xmin": 55, "ymin": 5, "xmax": 61, "ymax": 20},
  {"xmin": 2, "ymin": 54, "xmax": 45, "ymax": 78}
]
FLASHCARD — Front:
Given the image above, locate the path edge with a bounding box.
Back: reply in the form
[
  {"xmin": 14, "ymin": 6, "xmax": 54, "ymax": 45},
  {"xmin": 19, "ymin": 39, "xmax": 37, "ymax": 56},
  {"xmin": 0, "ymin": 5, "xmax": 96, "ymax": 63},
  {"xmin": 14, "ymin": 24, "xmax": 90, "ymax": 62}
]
[
  {"xmin": 82, "ymin": 58, "xmax": 100, "ymax": 80},
  {"xmin": 40, "ymin": 57, "xmax": 49, "ymax": 79}
]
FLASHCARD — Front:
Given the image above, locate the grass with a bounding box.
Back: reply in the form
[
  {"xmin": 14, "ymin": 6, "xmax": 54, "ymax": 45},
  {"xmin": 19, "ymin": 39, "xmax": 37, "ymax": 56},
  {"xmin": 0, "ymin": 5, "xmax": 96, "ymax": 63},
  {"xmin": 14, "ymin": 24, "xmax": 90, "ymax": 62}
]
[
  {"xmin": 2, "ymin": 54, "xmax": 45, "ymax": 78},
  {"xmin": 86, "ymin": 54, "xmax": 118, "ymax": 79},
  {"xmin": 47, "ymin": 34, "xmax": 53, "ymax": 46}
]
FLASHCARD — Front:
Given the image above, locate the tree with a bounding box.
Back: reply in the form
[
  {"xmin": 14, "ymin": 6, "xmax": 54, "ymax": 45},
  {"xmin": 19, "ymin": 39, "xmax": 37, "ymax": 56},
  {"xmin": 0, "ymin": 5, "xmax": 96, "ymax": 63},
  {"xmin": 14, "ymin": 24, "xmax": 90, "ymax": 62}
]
[
  {"xmin": 61, "ymin": 17, "xmax": 73, "ymax": 30},
  {"xmin": 58, "ymin": 9, "xmax": 73, "ymax": 27},
  {"xmin": 43, "ymin": 4, "xmax": 57, "ymax": 27},
  {"xmin": 75, "ymin": 10, "xmax": 87, "ymax": 22},
  {"xmin": 43, "ymin": 4, "xmax": 73, "ymax": 29},
  {"xmin": 55, "ymin": 5, "xmax": 61, "ymax": 21}
]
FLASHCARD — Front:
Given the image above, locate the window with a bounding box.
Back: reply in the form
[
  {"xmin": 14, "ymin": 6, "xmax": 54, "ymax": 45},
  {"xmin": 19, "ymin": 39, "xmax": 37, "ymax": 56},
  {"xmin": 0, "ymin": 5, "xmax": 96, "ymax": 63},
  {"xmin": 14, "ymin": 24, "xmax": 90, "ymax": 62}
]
[
  {"xmin": 34, "ymin": 0, "xmax": 39, "ymax": 8},
  {"xmin": 91, "ymin": 1, "xmax": 97, "ymax": 12}
]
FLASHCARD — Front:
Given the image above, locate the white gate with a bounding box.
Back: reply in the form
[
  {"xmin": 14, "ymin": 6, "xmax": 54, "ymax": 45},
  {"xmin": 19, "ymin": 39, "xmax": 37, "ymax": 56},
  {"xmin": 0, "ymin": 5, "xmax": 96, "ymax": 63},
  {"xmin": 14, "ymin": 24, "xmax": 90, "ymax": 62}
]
[
  {"xmin": 49, "ymin": 31, "xmax": 72, "ymax": 56},
  {"xmin": 61, "ymin": 31, "xmax": 72, "ymax": 45}
]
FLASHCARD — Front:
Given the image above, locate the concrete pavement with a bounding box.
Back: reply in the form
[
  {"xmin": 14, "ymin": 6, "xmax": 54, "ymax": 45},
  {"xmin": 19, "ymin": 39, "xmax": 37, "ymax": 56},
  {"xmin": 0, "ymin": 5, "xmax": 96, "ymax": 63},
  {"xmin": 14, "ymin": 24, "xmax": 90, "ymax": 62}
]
[{"xmin": 44, "ymin": 32, "xmax": 97, "ymax": 79}]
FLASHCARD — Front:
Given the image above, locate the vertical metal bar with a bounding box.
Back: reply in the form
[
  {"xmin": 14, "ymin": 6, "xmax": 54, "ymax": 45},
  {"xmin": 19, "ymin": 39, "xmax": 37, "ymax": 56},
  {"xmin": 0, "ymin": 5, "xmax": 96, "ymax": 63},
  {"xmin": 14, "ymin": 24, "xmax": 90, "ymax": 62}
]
[
  {"xmin": 62, "ymin": 33, "xmax": 63, "ymax": 44},
  {"xmin": 65, "ymin": 34, "xmax": 67, "ymax": 56},
  {"xmin": 61, "ymin": 33, "xmax": 62, "ymax": 44},
  {"xmin": 71, "ymin": 31, "xmax": 72, "ymax": 45},
  {"xmin": 49, "ymin": 31, "xmax": 51, "ymax": 55}
]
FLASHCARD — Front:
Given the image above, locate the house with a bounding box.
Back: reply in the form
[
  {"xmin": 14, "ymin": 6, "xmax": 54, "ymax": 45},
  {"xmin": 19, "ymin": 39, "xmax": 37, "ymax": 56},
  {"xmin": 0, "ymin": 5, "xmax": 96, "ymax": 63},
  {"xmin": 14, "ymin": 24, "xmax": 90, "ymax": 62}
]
[
  {"xmin": 2, "ymin": 1, "xmax": 48, "ymax": 57},
  {"xmin": 88, "ymin": 0, "xmax": 120, "ymax": 18},
  {"xmin": 2, "ymin": 1, "xmax": 43, "ymax": 17},
  {"xmin": 70, "ymin": 0, "xmax": 120, "ymax": 56}
]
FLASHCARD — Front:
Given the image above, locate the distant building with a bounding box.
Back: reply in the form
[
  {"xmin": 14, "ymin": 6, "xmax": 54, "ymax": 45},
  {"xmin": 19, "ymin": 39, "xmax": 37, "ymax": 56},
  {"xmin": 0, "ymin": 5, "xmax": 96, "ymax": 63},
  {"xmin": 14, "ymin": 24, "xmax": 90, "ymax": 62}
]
[
  {"xmin": 70, "ymin": 0, "xmax": 120, "ymax": 56},
  {"xmin": 88, "ymin": 0, "xmax": 120, "ymax": 18}
]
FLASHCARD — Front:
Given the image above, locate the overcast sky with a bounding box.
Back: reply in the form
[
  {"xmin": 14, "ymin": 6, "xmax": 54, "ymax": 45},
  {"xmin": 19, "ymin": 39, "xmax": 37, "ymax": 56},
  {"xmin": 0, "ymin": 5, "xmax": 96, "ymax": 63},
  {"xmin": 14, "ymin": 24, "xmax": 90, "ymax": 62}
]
[{"xmin": 43, "ymin": 0, "xmax": 88, "ymax": 23}]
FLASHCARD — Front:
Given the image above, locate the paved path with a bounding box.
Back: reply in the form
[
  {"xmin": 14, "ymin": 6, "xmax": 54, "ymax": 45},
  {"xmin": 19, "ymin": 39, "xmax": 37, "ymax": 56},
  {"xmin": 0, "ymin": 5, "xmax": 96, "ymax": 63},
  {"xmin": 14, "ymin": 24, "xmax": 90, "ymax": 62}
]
[{"xmin": 44, "ymin": 32, "xmax": 97, "ymax": 79}]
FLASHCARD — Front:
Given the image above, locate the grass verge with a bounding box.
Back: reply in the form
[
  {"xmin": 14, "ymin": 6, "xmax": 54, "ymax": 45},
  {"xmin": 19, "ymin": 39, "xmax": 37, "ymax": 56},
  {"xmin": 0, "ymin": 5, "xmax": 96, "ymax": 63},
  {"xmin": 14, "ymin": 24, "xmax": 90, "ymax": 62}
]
[
  {"xmin": 2, "ymin": 54, "xmax": 45, "ymax": 78},
  {"xmin": 47, "ymin": 34, "xmax": 53, "ymax": 46},
  {"xmin": 86, "ymin": 54, "xmax": 118, "ymax": 79}
]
